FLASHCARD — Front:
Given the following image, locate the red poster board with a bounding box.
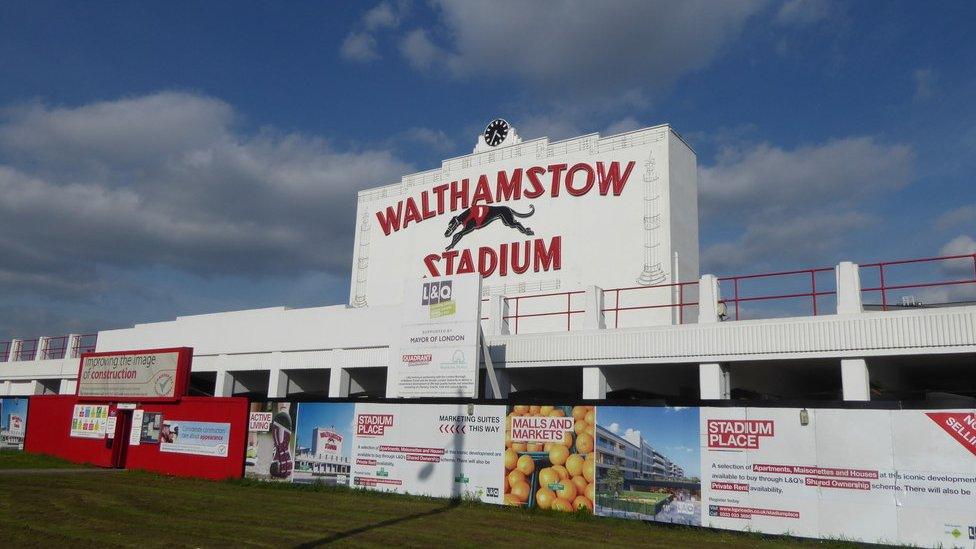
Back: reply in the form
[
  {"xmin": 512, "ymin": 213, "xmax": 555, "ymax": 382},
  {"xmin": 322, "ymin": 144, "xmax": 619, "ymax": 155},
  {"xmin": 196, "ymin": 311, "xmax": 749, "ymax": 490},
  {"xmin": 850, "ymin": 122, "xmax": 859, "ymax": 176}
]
[{"xmin": 76, "ymin": 347, "xmax": 192, "ymax": 403}]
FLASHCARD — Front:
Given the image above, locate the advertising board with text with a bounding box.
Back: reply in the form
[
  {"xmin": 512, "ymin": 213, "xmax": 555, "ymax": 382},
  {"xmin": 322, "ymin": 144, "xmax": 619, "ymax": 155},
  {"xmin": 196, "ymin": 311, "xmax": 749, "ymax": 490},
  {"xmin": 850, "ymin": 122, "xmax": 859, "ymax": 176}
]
[
  {"xmin": 700, "ymin": 407, "xmax": 976, "ymax": 547},
  {"xmin": 76, "ymin": 348, "xmax": 191, "ymax": 401},
  {"xmin": 159, "ymin": 420, "xmax": 231, "ymax": 457},
  {"xmin": 0, "ymin": 398, "xmax": 29, "ymax": 450},
  {"xmin": 235, "ymin": 402, "xmax": 975, "ymax": 548},
  {"xmin": 69, "ymin": 404, "xmax": 109, "ymax": 439},
  {"xmin": 351, "ymin": 403, "xmax": 504, "ymax": 503},
  {"xmin": 245, "ymin": 402, "xmax": 296, "ymax": 481},
  {"xmin": 391, "ymin": 275, "xmax": 481, "ymax": 398}
]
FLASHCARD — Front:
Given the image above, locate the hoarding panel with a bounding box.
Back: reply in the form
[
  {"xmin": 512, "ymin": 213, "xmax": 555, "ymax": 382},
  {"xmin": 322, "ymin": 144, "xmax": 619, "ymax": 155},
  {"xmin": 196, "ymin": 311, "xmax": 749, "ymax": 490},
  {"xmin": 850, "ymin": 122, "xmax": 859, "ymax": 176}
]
[{"xmin": 76, "ymin": 347, "xmax": 192, "ymax": 402}]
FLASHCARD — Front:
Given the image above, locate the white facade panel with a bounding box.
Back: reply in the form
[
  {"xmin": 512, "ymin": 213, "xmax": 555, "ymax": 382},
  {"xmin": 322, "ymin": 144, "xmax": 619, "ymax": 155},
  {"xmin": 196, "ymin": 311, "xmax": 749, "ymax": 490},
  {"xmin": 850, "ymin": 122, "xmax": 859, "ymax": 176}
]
[{"xmin": 350, "ymin": 125, "xmax": 698, "ymax": 332}]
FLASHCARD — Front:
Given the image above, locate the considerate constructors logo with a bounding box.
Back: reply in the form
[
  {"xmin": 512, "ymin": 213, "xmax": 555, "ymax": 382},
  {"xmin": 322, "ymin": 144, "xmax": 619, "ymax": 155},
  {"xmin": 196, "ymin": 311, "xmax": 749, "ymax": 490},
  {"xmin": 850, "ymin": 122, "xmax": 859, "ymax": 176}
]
[{"xmin": 422, "ymin": 280, "xmax": 456, "ymax": 319}]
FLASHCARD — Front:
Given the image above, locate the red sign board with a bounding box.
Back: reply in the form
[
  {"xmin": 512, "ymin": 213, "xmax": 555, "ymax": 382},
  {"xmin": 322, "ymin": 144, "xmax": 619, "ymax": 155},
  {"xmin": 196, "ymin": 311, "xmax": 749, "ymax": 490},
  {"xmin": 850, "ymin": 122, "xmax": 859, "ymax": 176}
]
[{"xmin": 76, "ymin": 347, "xmax": 192, "ymax": 402}]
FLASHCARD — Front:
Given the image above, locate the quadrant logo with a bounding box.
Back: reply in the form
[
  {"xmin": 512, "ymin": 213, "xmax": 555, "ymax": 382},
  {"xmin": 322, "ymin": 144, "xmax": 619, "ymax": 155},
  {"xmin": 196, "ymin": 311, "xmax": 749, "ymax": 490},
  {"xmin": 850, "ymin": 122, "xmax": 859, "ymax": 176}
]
[{"xmin": 422, "ymin": 280, "xmax": 456, "ymax": 319}]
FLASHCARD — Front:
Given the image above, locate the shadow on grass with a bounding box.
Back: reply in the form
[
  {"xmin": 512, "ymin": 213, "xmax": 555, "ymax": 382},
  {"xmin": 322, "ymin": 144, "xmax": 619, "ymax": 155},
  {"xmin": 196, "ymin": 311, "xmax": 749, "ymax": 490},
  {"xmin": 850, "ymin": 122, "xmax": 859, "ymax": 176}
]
[{"xmin": 292, "ymin": 498, "xmax": 461, "ymax": 547}]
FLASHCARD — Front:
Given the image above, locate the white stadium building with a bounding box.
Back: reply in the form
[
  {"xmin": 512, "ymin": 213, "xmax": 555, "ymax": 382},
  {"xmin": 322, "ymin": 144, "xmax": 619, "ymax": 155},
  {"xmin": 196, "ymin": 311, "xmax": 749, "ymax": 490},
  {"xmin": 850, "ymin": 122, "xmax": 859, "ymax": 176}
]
[{"xmin": 1, "ymin": 121, "xmax": 974, "ymax": 405}]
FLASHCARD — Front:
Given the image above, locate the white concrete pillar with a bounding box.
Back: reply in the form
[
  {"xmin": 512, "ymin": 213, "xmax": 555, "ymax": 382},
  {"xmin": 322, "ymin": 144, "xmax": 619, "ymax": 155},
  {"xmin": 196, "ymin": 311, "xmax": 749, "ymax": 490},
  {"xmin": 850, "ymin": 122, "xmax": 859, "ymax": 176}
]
[
  {"xmin": 487, "ymin": 294, "xmax": 509, "ymax": 336},
  {"xmin": 699, "ymin": 363, "xmax": 730, "ymax": 400},
  {"xmin": 66, "ymin": 334, "xmax": 81, "ymax": 358},
  {"xmin": 9, "ymin": 339, "xmax": 22, "ymax": 362},
  {"xmin": 59, "ymin": 379, "xmax": 77, "ymax": 395},
  {"xmin": 582, "ymin": 367, "xmax": 608, "ymax": 400},
  {"xmin": 36, "ymin": 337, "xmax": 50, "ymax": 361},
  {"xmin": 836, "ymin": 262, "xmax": 863, "ymax": 314},
  {"xmin": 329, "ymin": 367, "xmax": 351, "ymax": 398},
  {"xmin": 841, "ymin": 358, "xmax": 870, "ymax": 401},
  {"xmin": 583, "ymin": 286, "xmax": 606, "ymax": 330},
  {"xmin": 698, "ymin": 274, "xmax": 721, "ymax": 323},
  {"xmin": 214, "ymin": 369, "xmax": 234, "ymax": 397},
  {"xmin": 267, "ymin": 368, "xmax": 288, "ymax": 398}
]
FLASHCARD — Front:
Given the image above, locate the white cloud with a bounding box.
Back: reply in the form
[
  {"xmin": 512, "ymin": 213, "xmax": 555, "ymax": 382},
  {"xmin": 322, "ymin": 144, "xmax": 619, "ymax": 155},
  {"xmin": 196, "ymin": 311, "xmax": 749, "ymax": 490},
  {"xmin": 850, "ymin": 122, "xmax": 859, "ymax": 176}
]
[
  {"xmin": 701, "ymin": 137, "xmax": 914, "ymax": 271},
  {"xmin": 0, "ymin": 92, "xmax": 411, "ymax": 298},
  {"xmin": 936, "ymin": 204, "xmax": 976, "ymax": 231},
  {"xmin": 400, "ymin": 29, "xmax": 440, "ymax": 71},
  {"xmin": 341, "ymin": 32, "xmax": 380, "ymax": 62},
  {"xmin": 408, "ymin": 0, "xmax": 765, "ymax": 97},
  {"xmin": 775, "ymin": 0, "xmax": 838, "ymax": 26},
  {"xmin": 623, "ymin": 427, "xmax": 641, "ymax": 447},
  {"xmin": 608, "ymin": 422, "xmax": 620, "ymax": 434},
  {"xmin": 363, "ymin": 1, "xmax": 401, "ymax": 31},
  {"xmin": 940, "ymin": 235, "xmax": 976, "ymax": 276},
  {"xmin": 400, "ymin": 127, "xmax": 456, "ymax": 153},
  {"xmin": 604, "ymin": 117, "xmax": 643, "ymax": 136},
  {"xmin": 341, "ymin": 2, "xmax": 410, "ymax": 63}
]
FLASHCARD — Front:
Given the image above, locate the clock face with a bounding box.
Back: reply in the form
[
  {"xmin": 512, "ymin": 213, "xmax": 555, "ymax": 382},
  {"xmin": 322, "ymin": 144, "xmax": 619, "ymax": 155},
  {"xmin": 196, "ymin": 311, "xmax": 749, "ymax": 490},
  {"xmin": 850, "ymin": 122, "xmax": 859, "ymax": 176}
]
[{"xmin": 483, "ymin": 118, "xmax": 509, "ymax": 147}]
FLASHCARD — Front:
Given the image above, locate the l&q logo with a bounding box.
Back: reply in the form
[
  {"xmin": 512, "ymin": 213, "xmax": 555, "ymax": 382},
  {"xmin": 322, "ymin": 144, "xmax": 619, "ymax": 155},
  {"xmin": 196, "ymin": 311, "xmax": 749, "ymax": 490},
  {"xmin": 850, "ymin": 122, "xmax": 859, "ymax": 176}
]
[{"xmin": 422, "ymin": 280, "xmax": 456, "ymax": 319}]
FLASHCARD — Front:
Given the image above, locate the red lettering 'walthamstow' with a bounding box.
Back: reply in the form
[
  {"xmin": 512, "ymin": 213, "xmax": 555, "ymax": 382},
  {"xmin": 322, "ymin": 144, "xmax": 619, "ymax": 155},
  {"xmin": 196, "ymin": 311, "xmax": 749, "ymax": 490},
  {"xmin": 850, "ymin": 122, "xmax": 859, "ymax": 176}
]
[{"xmin": 374, "ymin": 161, "xmax": 635, "ymax": 236}]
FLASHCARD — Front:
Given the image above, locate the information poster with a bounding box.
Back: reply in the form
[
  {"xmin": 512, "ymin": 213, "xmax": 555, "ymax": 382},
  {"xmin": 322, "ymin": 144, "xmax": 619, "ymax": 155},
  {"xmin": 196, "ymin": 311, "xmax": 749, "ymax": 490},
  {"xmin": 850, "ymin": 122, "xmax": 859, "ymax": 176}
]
[
  {"xmin": 391, "ymin": 275, "xmax": 481, "ymax": 398},
  {"xmin": 0, "ymin": 398, "xmax": 29, "ymax": 450},
  {"xmin": 595, "ymin": 406, "xmax": 700, "ymax": 524},
  {"xmin": 139, "ymin": 412, "xmax": 163, "ymax": 444},
  {"xmin": 77, "ymin": 350, "xmax": 183, "ymax": 399},
  {"xmin": 503, "ymin": 404, "xmax": 596, "ymax": 512},
  {"xmin": 700, "ymin": 407, "xmax": 976, "ymax": 547},
  {"xmin": 129, "ymin": 409, "xmax": 144, "ymax": 445},
  {"xmin": 292, "ymin": 402, "xmax": 353, "ymax": 485},
  {"xmin": 350, "ymin": 403, "xmax": 505, "ymax": 503},
  {"xmin": 159, "ymin": 420, "xmax": 230, "ymax": 457},
  {"xmin": 245, "ymin": 402, "xmax": 296, "ymax": 481},
  {"xmin": 69, "ymin": 404, "xmax": 109, "ymax": 439}
]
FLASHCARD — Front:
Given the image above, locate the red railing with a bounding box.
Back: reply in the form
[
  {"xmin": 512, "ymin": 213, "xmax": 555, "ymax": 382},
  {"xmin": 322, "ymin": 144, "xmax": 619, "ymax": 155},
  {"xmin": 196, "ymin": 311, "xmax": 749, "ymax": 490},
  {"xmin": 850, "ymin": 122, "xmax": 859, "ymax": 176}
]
[
  {"xmin": 603, "ymin": 281, "xmax": 699, "ymax": 329},
  {"xmin": 16, "ymin": 338, "xmax": 38, "ymax": 361},
  {"xmin": 503, "ymin": 290, "xmax": 585, "ymax": 334},
  {"xmin": 72, "ymin": 334, "xmax": 98, "ymax": 356},
  {"xmin": 718, "ymin": 267, "xmax": 836, "ymax": 321},
  {"xmin": 484, "ymin": 253, "xmax": 976, "ymax": 333},
  {"xmin": 0, "ymin": 341, "xmax": 10, "ymax": 363},
  {"xmin": 42, "ymin": 336, "xmax": 69, "ymax": 360},
  {"xmin": 860, "ymin": 253, "xmax": 976, "ymax": 310}
]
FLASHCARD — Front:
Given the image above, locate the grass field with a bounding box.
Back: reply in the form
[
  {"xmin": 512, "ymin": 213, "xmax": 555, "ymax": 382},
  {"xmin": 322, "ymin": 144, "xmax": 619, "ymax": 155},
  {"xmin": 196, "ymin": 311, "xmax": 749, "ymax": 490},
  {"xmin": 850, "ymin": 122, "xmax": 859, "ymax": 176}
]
[
  {"xmin": 0, "ymin": 453, "xmax": 864, "ymax": 548},
  {"xmin": 0, "ymin": 449, "xmax": 88, "ymax": 469}
]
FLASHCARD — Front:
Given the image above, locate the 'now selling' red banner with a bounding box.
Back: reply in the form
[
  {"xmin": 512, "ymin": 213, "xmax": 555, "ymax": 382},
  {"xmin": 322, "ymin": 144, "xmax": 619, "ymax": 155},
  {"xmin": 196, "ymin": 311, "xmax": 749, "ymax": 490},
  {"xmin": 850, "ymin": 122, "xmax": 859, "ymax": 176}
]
[{"xmin": 926, "ymin": 412, "xmax": 976, "ymax": 456}]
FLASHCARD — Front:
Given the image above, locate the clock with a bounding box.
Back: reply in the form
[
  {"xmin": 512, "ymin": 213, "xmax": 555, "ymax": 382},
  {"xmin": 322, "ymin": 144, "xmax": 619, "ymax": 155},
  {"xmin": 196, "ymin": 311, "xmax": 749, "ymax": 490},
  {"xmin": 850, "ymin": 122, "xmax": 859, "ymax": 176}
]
[{"xmin": 483, "ymin": 118, "xmax": 510, "ymax": 147}]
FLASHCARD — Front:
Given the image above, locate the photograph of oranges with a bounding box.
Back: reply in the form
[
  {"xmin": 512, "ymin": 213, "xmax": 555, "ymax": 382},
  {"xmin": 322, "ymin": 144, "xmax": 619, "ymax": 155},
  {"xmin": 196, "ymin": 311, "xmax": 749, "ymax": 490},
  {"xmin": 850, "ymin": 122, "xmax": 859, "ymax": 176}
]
[{"xmin": 503, "ymin": 404, "xmax": 596, "ymax": 513}]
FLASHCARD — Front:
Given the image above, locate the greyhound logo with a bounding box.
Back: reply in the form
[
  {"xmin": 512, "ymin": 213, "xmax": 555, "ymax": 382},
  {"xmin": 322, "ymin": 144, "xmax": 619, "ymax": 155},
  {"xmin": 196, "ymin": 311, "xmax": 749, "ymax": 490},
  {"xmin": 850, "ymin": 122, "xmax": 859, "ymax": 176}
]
[{"xmin": 444, "ymin": 204, "xmax": 536, "ymax": 250}]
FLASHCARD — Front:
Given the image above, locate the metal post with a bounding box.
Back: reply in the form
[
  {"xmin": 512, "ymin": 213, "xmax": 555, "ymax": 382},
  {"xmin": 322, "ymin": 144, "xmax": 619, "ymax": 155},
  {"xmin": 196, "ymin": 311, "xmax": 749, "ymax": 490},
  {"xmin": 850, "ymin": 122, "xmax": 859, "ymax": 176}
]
[
  {"xmin": 734, "ymin": 278, "xmax": 740, "ymax": 320},
  {"xmin": 811, "ymin": 271, "xmax": 818, "ymax": 316},
  {"xmin": 879, "ymin": 265, "xmax": 887, "ymax": 311}
]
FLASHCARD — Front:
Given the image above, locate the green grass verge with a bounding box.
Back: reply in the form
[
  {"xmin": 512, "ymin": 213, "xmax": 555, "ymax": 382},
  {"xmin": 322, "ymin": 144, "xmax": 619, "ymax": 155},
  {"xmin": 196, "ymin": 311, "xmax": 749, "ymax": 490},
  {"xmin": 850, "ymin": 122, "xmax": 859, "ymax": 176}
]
[
  {"xmin": 0, "ymin": 453, "xmax": 865, "ymax": 548},
  {"xmin": 0, "ymin": 450, "xmax": 87, "ymax": 470}
]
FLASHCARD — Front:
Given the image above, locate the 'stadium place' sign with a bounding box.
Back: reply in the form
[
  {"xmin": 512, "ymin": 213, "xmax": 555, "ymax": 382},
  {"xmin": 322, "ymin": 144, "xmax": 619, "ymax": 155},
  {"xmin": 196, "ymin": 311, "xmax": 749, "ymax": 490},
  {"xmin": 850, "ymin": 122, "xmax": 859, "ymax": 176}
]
[
  {"xmin": 76, "ymin": 347, "xmax": 192, "ymax": 401},
  {"xmin": 349, "ymin": 124, "xmax": 699, "ymax": 309}
]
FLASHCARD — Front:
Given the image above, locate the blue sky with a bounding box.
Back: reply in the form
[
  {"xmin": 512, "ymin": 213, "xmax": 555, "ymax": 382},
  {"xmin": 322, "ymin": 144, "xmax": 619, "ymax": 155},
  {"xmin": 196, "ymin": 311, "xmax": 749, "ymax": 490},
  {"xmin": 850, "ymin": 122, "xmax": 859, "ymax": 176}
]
[
  {"xmin": 599, "ymin": 406, "xmax": 701, "ymax": 478},
  {"xmin": 1, "ymin": 1, "xmax": 975, "ymax": 338},
  {"xmin": 295, "ymin": 402, "xmax": 354, "ymax": 458}
]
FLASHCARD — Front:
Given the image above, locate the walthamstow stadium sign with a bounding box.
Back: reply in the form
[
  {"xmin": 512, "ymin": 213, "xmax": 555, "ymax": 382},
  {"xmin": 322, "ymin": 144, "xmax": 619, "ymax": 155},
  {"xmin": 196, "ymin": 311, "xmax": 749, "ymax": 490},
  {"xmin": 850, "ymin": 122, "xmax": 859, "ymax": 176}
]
[{"xmin": 350, "ymin": 123, "xmax": 698, "ymax": 307}]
